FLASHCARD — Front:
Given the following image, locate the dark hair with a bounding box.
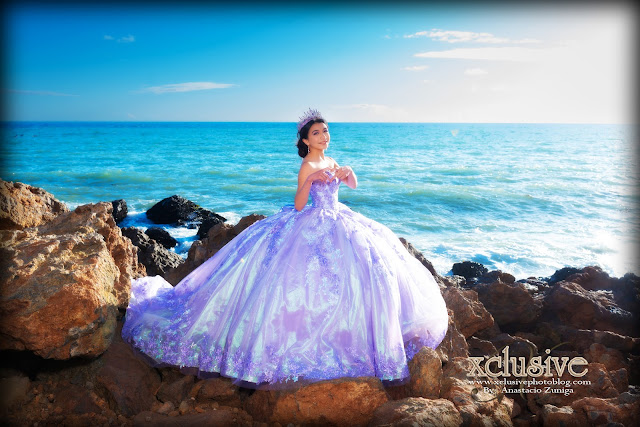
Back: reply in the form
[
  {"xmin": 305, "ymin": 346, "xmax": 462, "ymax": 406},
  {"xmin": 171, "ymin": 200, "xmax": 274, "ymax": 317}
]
[{"xmin": 296, "ymin": 118, "xmax": 327, "ymax": 158}]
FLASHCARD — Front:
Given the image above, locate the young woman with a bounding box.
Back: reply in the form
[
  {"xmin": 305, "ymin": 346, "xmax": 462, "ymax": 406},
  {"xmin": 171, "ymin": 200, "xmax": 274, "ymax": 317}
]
[{"xmin": 122, "ymin": 109, "xmax": 448, "ymax": 388}]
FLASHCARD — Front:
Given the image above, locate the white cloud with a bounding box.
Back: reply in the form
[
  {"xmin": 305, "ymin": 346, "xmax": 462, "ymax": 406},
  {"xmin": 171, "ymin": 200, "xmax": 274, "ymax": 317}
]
[
  {"xmin": 405, "ymin": 29, "xmax": 541, "ymax": 44},
  {"xmin": 403, "ymin": 65, "xmax": 429, "ymax": 71},
  {"xmin": 104, "ymin": 34, "xmax": 135, "ymax": 43},
  {"xmin": 139, "ymin": 82, "xmax": 235, "ymax": 94},
  {"xmin": 464, "ymin": 68, "xmax": 488, "ymax": 76},
  {"xmin": 414, "ymin": 47, "xmax": 549, "ymax": 62},
  {"xmin": 118, "ymin": 35, "xmax": 135, "ymax": 43},
  {"xmin": 7, "ymin": 89, "xmax": 78, "ymax": 97}
]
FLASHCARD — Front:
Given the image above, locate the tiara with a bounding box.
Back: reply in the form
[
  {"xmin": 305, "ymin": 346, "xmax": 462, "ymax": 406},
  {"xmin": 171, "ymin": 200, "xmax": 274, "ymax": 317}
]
[{"xmin": 297, "ymin": 108, "xmax": 324, "ymax": 131}]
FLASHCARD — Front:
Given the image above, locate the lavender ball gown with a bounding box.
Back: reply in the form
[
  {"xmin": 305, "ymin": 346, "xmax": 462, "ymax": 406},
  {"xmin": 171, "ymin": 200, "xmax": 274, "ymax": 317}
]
[{"xmin": 122, "ymin": 177, "xmax": 448, "ymax": 387}]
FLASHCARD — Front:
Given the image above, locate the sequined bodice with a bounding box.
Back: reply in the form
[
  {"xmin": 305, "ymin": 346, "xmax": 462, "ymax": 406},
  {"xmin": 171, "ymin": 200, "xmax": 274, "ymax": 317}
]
[{"xmin": 309, "ymin": 178, "xmax": 340, "ymax": 210}]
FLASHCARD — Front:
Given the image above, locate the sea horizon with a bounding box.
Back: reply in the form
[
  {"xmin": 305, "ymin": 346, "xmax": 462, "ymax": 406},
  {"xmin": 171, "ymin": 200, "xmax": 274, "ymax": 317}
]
[{"xmin": 2, "ymin": 121, "xmax": 637, "ymax": 280}]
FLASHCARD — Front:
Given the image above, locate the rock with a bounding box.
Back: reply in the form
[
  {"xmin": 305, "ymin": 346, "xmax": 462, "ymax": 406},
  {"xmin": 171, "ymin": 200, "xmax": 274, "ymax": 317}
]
[
  {"xmin": 478, "ymin": 269, "xmax": 516, "ymax": 285},
  {"xmin": 547, "ymin": 267, "xmax": 582, "ymax": 285},
  {"xmin": 146, "ymin": 195, "xmax": 226, "ymax": 227},
  {"xmin": 467, "ymin": 336, "xmax": 498, "ymax": 358},
  {"xmin": 0, "ymin": 180, "xmax": 69, "ymax": 230},
  {"xmin": 544, "ymin": 281, "xmax": 635, "ymax": 337},
  {"xmin": 440, "ymin": 357, "xmax": 514, "ymax": 426},
  {"xmin": 555, "ymin": 325, "xmax": 639, "ymax": 354},
  {"xmin": 564, "ymin": 267, "xmax": 640, "ymax": 315},
  {"xmin": 0, "ymin": 202, "xmax": 145, "ymax": 359},
  {"xmin": 570, "ymin": 395, "xmax": 640, "ymax": 426},
  {"xmin": 408, "ymin": 346, "xmax": 442, "ymax": 399},
  {"xmin": 434, "ymin": 312, "xmax": 470, "ymax": 363},
  {"xmin": 192, "ymin": 377, "xmax": 244, "ymax": 408},
  {"xmin": 442, "ymin": 287, "xmax": 494, "ymax": 338},
  {"xmin": 53, "ymin": 382, "xmax": 102, "ymax": 414},
  {"xmin": 451, "ymin": 261, "xmax": 488, "ymax": 281},
  {"xmin": 156, "ymin": 375, "xmax": 195, "ymax": 404},
  {"xmin": 145, "ymin": 226, "xmax": 178, "ymax": 249},
  {"xmin": 584, "ymin": 343, "xmax": 628, "ymax": 372},
  {"xmin": 165, "ymin": 214, "xmax": 265, "ymax": 285},
  {"xmin": 370, "ymin": 397, "xmax": 463, "ymax": 427},
  {"xmin": 96, "ymin": 341, "xmax": 161, "ymax": 417},
  {"xmin": 0, "ymin": 374, "xmax": 30, "ymax": 414},
  {"xmin": 540, "ymin": 404, "xmax": 580, "ymax": 427},
  {"xmin": 526, "ymin": 362, "xmax": 619, "ymax": 410},
  {"xmin": 111, "ymin": 199, "xmax": 128, "ymax": 224},
  {"xmin": 609, "ymin": 368, "xmax": 630, "ymax": 394},
  {"xmin": 133, "ymin": 407, "xmax": 253, "ymax": 426},
  {"xmin": 476, "ymin": 279, "xmax": 543, "ymax": 329},
  {"xmin": 157, "ymin": 401, "xmax": 175, "ymax": 415},
  {"xmin": 489, "ymin": 333, "xmax": 537, "ymax": 359},
  {"xmin": 196, "ymin": 216, "xmax": 226, "ymax": 239},
  {"xmin": 121, "ymin": 227, "xmax": 184, "ymax": 278},
  {"xmin": 244, "ymin": 377, "xmax": 389, "ymax": 426}
]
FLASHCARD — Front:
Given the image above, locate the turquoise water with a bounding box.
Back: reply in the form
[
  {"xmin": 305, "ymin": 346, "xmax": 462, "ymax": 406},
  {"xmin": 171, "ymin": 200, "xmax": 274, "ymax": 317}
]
[{"xmin": 1, "ymin": 121, "xmax": 637, "ymax": 279}]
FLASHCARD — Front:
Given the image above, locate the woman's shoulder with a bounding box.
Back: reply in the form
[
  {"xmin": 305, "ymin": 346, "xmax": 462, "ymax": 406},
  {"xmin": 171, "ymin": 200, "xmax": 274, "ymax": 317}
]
[{"xmin": 326, "ymin": 156, "xmax": 340, "ymax": 168}]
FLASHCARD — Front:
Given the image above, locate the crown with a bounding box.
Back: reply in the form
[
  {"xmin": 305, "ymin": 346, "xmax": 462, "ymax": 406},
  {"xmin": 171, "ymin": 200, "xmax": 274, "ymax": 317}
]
[{"xmin": 297, "ymin": 108, "xmax": 324, "ymax": 131}]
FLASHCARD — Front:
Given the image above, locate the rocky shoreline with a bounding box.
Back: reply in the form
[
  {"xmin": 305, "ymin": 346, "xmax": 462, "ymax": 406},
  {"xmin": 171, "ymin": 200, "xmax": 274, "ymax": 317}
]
[{"xmin": 1, "ymin": 179, "xmax": 639, "ymax": 426}]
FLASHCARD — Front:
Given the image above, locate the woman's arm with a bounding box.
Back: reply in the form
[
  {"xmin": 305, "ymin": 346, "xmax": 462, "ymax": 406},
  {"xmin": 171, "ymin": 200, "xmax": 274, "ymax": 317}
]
[{"xmin": 331, "ymin": 159, "xmax": 358, "ymax": 189}]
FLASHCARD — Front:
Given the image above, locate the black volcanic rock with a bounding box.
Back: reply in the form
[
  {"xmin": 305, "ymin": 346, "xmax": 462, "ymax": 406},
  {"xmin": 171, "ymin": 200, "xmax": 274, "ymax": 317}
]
[
  {"xmin": 111, "ymin": 199, "xmax": 128, "ymax": 224},
  {"xmin": 121, "ymin": 227, "xmax": 184, "ymax": 278},
  {"xmin": 197, "ymin": 216, "xmax": 227, "ymax": 239},
  {"xmin": 146, "ymin": 195, "xmax": 226, "ymax": 227},
  {"xmin": 451, "ymin": 261, "xmax": 488, "ymax": 281},
  {"xmin": 547, "ymin": 266, "xmax": 582, "ymax": 285},
  {"xmin": 146, "ymin": 226, "xmax": 178, "ymax": 249}
]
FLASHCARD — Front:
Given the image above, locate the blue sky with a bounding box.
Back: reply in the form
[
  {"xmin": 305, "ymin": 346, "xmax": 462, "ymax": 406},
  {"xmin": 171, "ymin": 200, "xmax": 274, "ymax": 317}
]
[{"xmin": 3, "ymin": 2, "xmax": 635, "ymax": 123}]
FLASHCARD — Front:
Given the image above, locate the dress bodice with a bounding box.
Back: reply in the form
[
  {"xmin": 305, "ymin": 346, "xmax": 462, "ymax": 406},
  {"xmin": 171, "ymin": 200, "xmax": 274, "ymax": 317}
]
[{"xmin": 309, "ymin": 178, "xmax": 340, "ymax": 210}]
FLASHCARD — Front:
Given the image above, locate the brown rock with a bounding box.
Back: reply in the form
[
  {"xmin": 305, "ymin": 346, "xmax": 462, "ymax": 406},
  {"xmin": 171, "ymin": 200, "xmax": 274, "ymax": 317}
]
[
  {"xmin": 540, "ymin": 404, "xmax": 580, "ymax": 427},
  {"xmin": 244, "ymin": 377, "xmax": 389, "ymax": 426},
  {"xmin": 556, "ymin": 326, "xmax": 639, "ymax": 353},
  {"xmin": 0, "ymin": 202, "xmax": 145, "ymax": 359},
  {"xmin": 53, "ymin": 382, "xmax": 102, "ymax": 414},
  {"xmin": 435, "ymin": 311, "xmax": 470, "ymax": 363},
  {"xmin": 133, "ymin": 407, "xmax": 253, "ymax": 426},
  {"xmin": 476, "ymin": 279, "xmax": 542, "ymax": 328},
  {"xmin": 96, "ymin": 341, "xmax": 161, "ymax": 416},
  {"xmin": 544, "ymin": 281, "xmax": 635, "ymax": 337},
  {"xmin": 194, "ymin": 377, "xmax": 244, "ymax": 408},
  {"xmin": 440, "ymin": 357, "xmax": 514, "ymax": 427},
  {"xmin": 467, "ymin": 336, "xmax": 498, "ymax": 358},
  {"xmin": 583, "ymin": 343, "xmax": 628, "ymax": 372},
  {"xmin": 408, "ymin": 346, "xmax": 442, "ymax": 399},
  {"xmin": 370, "ymin": 397, "xmax": 463, "ymax": 427},
  {"xmin": 0, "ymin": 180, "xmax": 69, "ymax": 230},
  {"xmin": 442, "ymin": 287, "xmax": 494, "ymax": 338},
  {"xmin": 0, "ymin": 374, "xmax": 31, "ymax": 414},
  {"xmin": 570, "ymin": 395, "xmax": 640, "ymax": 426},
  {"xmin": 526, "ymin": 362, "xmax": 619, "ymax": 410},
  {"xmin": 156, "ymin": 374, "xmax": 195, "ymax": 404},
  {"xmin": 609, "ymin": 368, "xmax": 629, "ymax": 394}
]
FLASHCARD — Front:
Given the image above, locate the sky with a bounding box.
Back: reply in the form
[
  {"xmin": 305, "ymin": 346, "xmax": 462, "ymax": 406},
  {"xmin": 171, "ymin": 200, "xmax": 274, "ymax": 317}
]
[{"xmin": 2, "ymin": 2, "xmax": 636, "ymax": 123}]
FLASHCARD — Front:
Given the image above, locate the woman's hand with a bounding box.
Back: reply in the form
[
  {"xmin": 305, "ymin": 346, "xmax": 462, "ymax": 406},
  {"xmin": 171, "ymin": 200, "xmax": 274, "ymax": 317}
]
[
  {"xmin": 306, "ymin": 167, "xmax": 337, "ymax": 185},
  {"xmin": 333, "ymin": 166, "xmax": 353, "ymax": 182}
]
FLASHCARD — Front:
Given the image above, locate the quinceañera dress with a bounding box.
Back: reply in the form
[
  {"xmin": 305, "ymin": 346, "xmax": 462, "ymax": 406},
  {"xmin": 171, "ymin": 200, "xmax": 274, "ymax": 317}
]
[{"xmin": 122, "ymin": 176, "xmax": 448, "ymax": 387}]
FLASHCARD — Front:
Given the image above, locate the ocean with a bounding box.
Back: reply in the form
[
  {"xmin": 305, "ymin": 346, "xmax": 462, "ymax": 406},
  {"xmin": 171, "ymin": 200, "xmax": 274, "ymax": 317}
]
[{"xmin": 1, "ymin": 121, "xmax": 637, "ymax": 279}]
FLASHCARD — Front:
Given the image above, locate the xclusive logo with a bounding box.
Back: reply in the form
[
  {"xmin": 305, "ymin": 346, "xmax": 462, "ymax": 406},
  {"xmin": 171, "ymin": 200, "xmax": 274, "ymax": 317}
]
[{"xmin": 467, "ymin": 345, "xmax": 588, "ymax": 378}]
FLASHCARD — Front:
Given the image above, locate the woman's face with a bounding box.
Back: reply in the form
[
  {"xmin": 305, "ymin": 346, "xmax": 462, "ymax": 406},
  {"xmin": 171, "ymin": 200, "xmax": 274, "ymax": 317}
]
[{"xmin": 304, "ymin": 122, "xmax": 330, "ymax": 152}]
